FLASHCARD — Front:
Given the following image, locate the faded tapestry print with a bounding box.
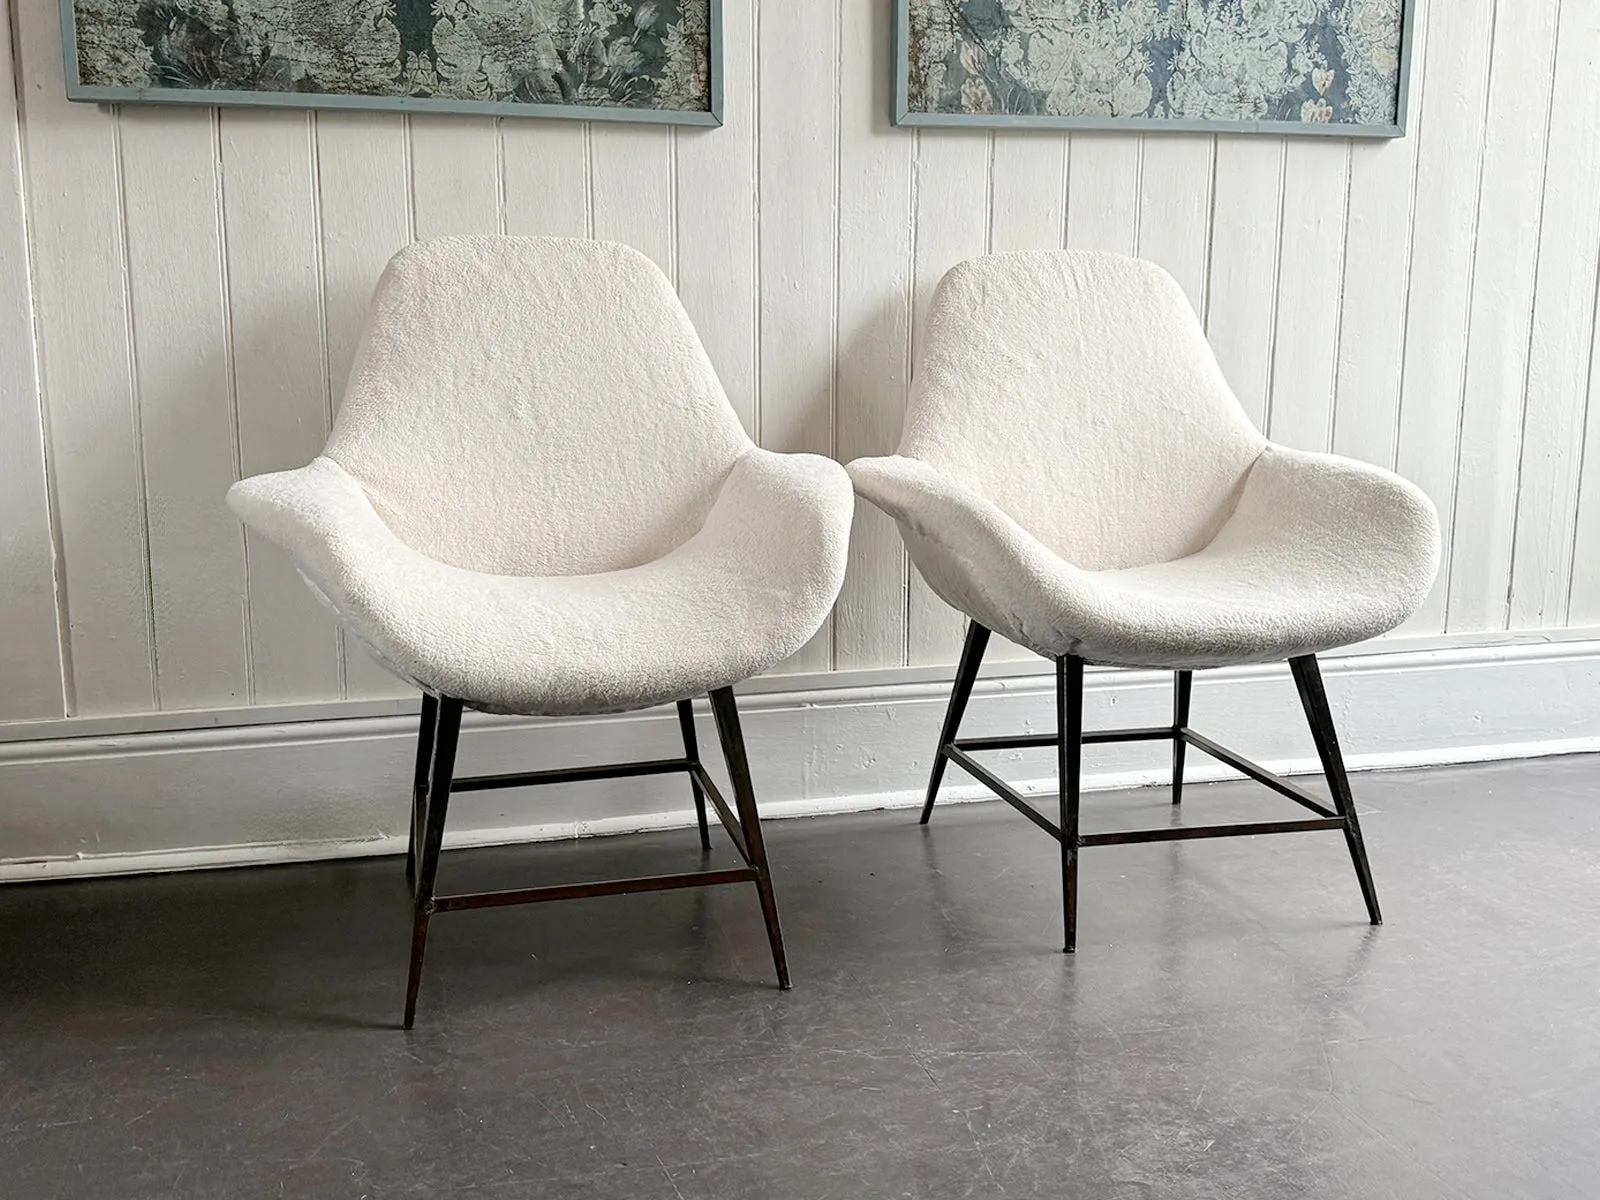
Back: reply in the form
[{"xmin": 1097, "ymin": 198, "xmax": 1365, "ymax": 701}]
[
  {"xmin": 907, "ymin": 0, "xmax": 1405, "ymax": 126},
  {"xmin": 72, "ymin": 0, "xmax": 711, "ymax": 113}
]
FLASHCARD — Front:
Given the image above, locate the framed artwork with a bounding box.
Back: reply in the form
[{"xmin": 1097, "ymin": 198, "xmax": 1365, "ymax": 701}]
[
  {"xmin": 894, "ymin": 0, "xmax": 1417, "ymax": 138},
  {"xmin": 61, "ymin": 0, "xmax": 722, "ymax": 125}
]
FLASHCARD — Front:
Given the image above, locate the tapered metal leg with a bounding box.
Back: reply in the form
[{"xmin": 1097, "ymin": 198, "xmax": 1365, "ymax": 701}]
[
  {"xmin": 709, "ymin": 687, "xmax": 790, "ymax": 989},
  {"xmin": 1057, "ymin": 656, "xmax": 1084, "ymax": 953},
  {"xmin": 677, "ymin": 699, "xmax": 712, "ymax": 852},
  {"xmin": 1172, "ymin": 670, "xmax": 1193, "ymax": 806},
  {"xmin": 404, "ymin": 695, "xmax": 462, "ymax": 1029},
  {"xmin": 406, "ymin": 692, "xmax": 439, "ymax": 888},
  {"xmin": 1290, "ymin": 656, "xmax": 1382, "ymax": 926},
  {"xmin": 921, "ymin": 622, "xmax": 992, "ymax": 824}
]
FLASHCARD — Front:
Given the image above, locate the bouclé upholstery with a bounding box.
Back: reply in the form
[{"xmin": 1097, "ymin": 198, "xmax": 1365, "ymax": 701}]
[
  {"xmin": 848, "ymin": 251, "xmax": 1440, "ymax": 668},
  {"xmin": 228, "ymin": 237, "xmax": 854, "ymax": 714}
]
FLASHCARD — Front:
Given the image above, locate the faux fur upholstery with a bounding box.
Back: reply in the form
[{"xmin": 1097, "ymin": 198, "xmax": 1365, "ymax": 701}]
[
  {"xmin": 849, "ymin": 252, "xmax": 1440, "ymax": 669},
  {"xmin": 228, "ymin": 237, "xmax": 853, "ymax": 715}
]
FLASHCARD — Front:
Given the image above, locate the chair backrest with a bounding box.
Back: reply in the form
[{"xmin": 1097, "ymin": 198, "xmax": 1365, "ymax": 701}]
[
  {"xmin": 324, "ymin": 237, "xmax": 751, "ymax": 576},
  {"xmin": 901, "ymin": 252, "xmax": 1267, "ymax": 571}
]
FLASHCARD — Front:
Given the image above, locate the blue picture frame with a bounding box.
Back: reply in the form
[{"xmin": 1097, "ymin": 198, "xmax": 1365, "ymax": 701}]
[
  {"xmin": 893, "ymin": 0, "xmax": 1417, "ymax": 139},
  {"xmin": 61, "ymin": 0, "xmax": 723, "ymax": 127}
]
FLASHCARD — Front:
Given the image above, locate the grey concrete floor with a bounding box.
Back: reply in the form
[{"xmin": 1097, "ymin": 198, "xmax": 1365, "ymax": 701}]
[{"xmin": 1, "ymin": 755, "xmax": 1597, "ymax": 1199}]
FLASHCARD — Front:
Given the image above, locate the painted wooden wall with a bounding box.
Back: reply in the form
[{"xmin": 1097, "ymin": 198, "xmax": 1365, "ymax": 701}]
[{"xmin": 4, "ymin": 0, "xmax": 1600, "ymax": 724}]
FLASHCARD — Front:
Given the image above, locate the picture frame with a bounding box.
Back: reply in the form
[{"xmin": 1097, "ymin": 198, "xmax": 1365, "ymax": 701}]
[
  {"xmin": 893, "ymin": 0, "xmax": 1417, "ymax": 139},
  {"xmin": 61, "ymin": 0, "xmax": 723, "ymax": 127}
]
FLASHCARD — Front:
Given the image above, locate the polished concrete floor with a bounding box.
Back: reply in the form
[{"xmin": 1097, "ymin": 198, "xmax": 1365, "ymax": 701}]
[{"xmin": 2, "ymin": 755, "xmax": 1597, "ymax": 1198}]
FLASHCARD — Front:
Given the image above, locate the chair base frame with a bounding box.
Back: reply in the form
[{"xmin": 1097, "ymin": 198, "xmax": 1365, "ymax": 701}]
[
  {"xmin": 402, "ymin": 688, "xmax": 789, "ymax": 1029},
  {"xmin": 924, "ymin": 622, "xmax": 1382, "ymax": 953}
]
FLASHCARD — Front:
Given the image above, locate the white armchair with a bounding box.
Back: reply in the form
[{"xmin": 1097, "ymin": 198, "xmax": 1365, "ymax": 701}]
[
  {"xmin": 229, "ymin": 237, "xmax": 854, "ymax": 1026},
  {"xmin": 848, "ymin": 251, "xmax": 1440, "ymax": 952}
]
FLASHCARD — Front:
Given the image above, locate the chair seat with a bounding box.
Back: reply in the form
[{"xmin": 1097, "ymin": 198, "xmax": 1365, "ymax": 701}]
[
  {"xmin": 229, "ymin": 450, "xmax": 853, "ymax": 715},
  {"xmin": 848, "ymin": 443, "xmax": 1441, "ymax": 670}
]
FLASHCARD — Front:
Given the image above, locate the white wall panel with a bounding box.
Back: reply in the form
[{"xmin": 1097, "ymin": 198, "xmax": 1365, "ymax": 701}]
[
  {"xmin": 219, "ymin": 111, "xmax": 341, "ymax": 703},
  {"xmin": 989, "ymin": 134, "xmax": 1067, "ymax": 254},
  {"xmin": 13, "ymin": 0, "xmax": 152, "ymax": 715},
  {"xmin": 591, "ymin": 127, "xmax": 675, "ymax": 275},
  {"xmin": 757, "ymin": 1, "xmax": 840, "ymax": 669},
  {"xmin": 1394, "ymin": 0, "xmax": 1499, "ymax": 633},
  {"xmin": 408, "ymin": 115, "xmax": 501, "ymax": 237},
  {"xmin": 675, "ymin": 0, "xmax": 757, "ymax": 436},
  {"xmin": 1268, "ymin": 140, "xmax": 1350, "ymax": 453},
  {"xmin": 1510, "ymin": 0, "xmax": 1600, "ymax": 628},
  {"xmin": 1063, "ymin": 135, "xmax": 1140, "ymax": 255},
  {"xmin": 314, "ymin": 112, "xmax": 415, "ymax": 699},
  {"xmin": 1206, "ymin": 137, "xmax": 1286, "ymax": 432},
  {"xmin": 501, "ymin": 123, "xmax": 589, "ymax": 240},
  {"xmin": 4, "ymin": 0, "xmax": 1599, "ymax": 731},
  {"xmin": 119, "ymin": 107, "xmax": 249, "ymax": 709},
  {"xmin": 1446, "ymin": 3, "xmax": 1562, "ymax": 631},
  {"xmin": 834, "ymin": 0, "xmax": 913, "ymax": 669},
  {"xmin": 0, "ymin": 0, "xmax": 62, "ymax": 720},
  {"xmin": 1138, "ymin": 137, "xmax": 1214, "ymax": 316},
  {"xmin": 907, "ymin": 131, "xmax": 989, "ymax": 666}
]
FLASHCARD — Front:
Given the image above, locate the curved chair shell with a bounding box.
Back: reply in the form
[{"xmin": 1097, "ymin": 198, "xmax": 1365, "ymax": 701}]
[
  {"xmin": 228, "ymin": 236, "xmax": 854, "ymax": 715},
  {"xmin": 849, "ymin": 251, "xmax": 1440, "ymax": 668}
]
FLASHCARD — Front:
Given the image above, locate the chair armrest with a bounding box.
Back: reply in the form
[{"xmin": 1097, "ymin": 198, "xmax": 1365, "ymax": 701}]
[
  {"xmin": 846, "ymin": 455, "xmax": 1087, "ymax": 644},
  {"xmin": 1217, "ymin": 445, "xmax": 1441, "ymax": 611},
  {"xmin": 696, "ymin": 448, "xmax": 856, "ymax": 636},
  {"xmin": 226, "ymin": 456, "xmax": 409, "ymax": 618}
]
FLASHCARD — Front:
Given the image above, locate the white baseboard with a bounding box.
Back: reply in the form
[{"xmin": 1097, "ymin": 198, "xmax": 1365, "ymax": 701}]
[{"xmin": 2, "ymin": 637, "xmax": 1598, "ymax": 881}]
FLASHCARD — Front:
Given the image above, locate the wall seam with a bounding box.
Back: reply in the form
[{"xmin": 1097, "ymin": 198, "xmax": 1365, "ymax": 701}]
[
  {"xmin": 1507, "ymin": 0, "xmax": 1568, "ymax": 628},
  {"xmin": 111, "ymin": 106, "xmax": 160, "ymax": 712},
  {"xmin": 6, "ymin": 0, "xmax": 75, "ymax": 717},
  {"xmin": 307, "ymin": 112, "xmax": 347, "ymax": 699},
  {"xmin": 211, "ymin": 108, "xmax": 251, "ymax": 705},
  {"xmin": 1325, "ymin": 142, "xmax": 1355, "ymax": 454},
  {"xmin": 1261, "ymin": 141, "xmax": 1289, "ymax": 438},
  {"xmin": 1439, "ymin": 0, "xmax": 1502, "ymax": 631}
]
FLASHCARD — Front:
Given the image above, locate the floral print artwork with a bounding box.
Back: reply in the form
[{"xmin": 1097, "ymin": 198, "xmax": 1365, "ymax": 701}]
[
  {"xmin": 906, "ymin": 0, "xmax": 1407, "ymax": 128},
  {"xmin": 70, "ymin": 0, "xmax": 712, "ymax": 116}
]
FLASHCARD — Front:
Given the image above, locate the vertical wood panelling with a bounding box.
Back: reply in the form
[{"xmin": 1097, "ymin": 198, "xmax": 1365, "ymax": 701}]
[
  {"xmin": 220, "ymin": 111, "xmax": 341, "ymax": 703},
  {"xmin": 119, "ymin": 108, "xmax": 249, "ymax": 708},
  {"xmin": 834, "ymin": 0, "xmax": 913, "ymax": 669},
  {"xmin": 1509, "ymin": 0, "xmax": 1600, "ymax": 629},
  {"xmin": 314, "ymin": 112, "xmax": 413, "ymax": 698},
  {"xmin": 1063, "ymin": 135, "xmax": 1140, "ymax": 255},
  {"xmin": 13, "ymin": 0, "xmax": 153, "ymax": 715},
  {"xmin": 592, "ymin": 129, "xmax": 675, "ymax": 275},
  {"xmin": 501, "ymin": 124, "xmax": 589, "ymax": 239},
  {"xmin": 408, "ymin": 116, "xmax": 501, "ymax": 237},
  {"xmin": 1137, "ymin": 137, "xmax": 1215, "ymax": 315},
  {"xmin": 11, "ymin": 0, "xmax": 1600, "ymax": 731},
  {"xmin": 758, "ymin": 1, "xmax": 840, "ymax": 669},
  {"xmin": 1267, "ymin": 141, "xmax": 1351, "ymax": 452},
  {"xmin": 1445, "ymin": 3, "xmax": 1561, "ymax": 631},
  {"xmin": 1206, "ymin": 138, "xmax": 1286, "ymax": 431},
  {"xmin": 907, "ymin": 132, "xmax": 990, "ymax": 665},
  {"xmin": 676, "ymin": 1, "xmax": 758, "ymax": 436},
  {"xmin": 1394, "ymin": 0, "xmax": 1498, "ymax": 633},
  {"xmin": 1332, "ymin": 0, "xmax": 1429, "ymax": 474},
  {"xmin": 989, "ymin": 134, "xmax": 1067, "ymax": 253},
  {"xmin": 0, "ymin": 0, "xmax": 64, "ymax": 719},
  {"xmin": 1567, "ymin": 293, "xmax": 1600, "ymax": 624}
]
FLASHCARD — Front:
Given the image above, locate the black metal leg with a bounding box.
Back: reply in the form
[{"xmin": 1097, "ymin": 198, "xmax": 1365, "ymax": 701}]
[
  {"xmin": 1290, "ymin": 656, "xmax": 1382, "ymax": 926},
  {"xmin": 404, "ymin": 695, "xmax": 462, "ymax": 1029},
  {"xmin": 1172, "ymin": 670, "xmax": 1192, "ymax": 805},
  {"xmin": 677, "ymin": 699, "xmax": 712, "ymax": 852},
  {"xmin": 921, "ymin": 622, "xmax": 992, "ymax": 824},
  {"xmin": 406, "ymin": 692, "xmax": 439, "ymax": 888},
  {"xmin": 1057, "ymin": 656, "xmax": 1084, "ymax": 953},
  {"xmin": 709, "ymin": 687, "xmax": 790, "ymax": 989}
]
